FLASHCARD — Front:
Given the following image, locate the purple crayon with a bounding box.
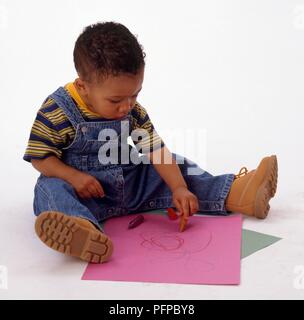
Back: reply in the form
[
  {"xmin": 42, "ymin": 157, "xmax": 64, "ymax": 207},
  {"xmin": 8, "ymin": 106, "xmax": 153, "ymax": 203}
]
[{"xmin": 128, "ymin": 214, "xmax": 145, "ymax": 229}]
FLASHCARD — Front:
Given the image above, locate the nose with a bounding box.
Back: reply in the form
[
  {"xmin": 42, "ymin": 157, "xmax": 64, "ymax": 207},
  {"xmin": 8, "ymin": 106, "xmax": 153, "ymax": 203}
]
[{"xmin": 119, "ymin": 99, "xmax": 132, "ymax": 114}]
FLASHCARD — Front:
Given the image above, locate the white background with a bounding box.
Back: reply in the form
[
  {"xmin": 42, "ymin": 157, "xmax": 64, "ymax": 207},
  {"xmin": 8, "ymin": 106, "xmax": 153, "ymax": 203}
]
[{"xmin": 0, "ymin": 0, "xmax": 304, "ymax": 299}]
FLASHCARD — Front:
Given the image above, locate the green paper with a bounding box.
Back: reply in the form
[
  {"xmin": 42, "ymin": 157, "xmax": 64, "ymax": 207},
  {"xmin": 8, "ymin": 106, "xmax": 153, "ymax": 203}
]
[{"xmin": 241, "ymin": 228, "xmax": 281, "ymax": 258}]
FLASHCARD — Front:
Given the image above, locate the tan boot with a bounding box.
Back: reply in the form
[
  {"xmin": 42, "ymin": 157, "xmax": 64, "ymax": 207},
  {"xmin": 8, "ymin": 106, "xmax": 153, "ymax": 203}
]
[
  {"xmin": 35, "ymin": 211, "xmax": 113, "ymax": 263},
  {"xmin": 225, "ymin": 155, "xmax": 278, "ymax": 219}
]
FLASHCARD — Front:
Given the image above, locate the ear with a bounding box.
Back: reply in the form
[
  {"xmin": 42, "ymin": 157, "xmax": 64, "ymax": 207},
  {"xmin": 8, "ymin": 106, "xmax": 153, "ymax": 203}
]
[{"xmin": 74, "ymin": 78, "xmax": 89, "ymax": 95}]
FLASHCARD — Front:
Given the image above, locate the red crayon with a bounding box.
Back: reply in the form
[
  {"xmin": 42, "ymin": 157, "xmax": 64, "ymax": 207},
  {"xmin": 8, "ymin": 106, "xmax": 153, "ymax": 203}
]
[
  {"xmin": 167, "ymin": 208, "xmax": 178, "ymax": 220},
  {"xmin": 128, "ymin": 214, "xmax": 145, "ymax": 229}
]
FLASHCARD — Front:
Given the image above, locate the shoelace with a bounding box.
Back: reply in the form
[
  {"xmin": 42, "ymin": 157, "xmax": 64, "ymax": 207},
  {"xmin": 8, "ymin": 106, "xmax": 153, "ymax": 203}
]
[{"xmin": 234, "ymin": 166, "xmax": 249, "ymax": 179}]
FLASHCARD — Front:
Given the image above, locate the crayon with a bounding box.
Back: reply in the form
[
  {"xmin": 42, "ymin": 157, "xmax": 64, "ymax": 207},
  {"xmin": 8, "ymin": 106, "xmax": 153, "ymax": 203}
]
[
  {"xmin": 166, "ymin": 208, "xmax": 178, "ymax": 220},
  {"xmin": 128, "ymin": 214, "xmax": 144, "ymax": 229}
]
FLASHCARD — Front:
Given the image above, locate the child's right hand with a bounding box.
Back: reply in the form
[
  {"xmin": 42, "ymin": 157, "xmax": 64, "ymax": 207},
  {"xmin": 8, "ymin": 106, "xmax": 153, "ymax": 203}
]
[{"xmin": 68, "ymin": 171, "xmax": 105, "ymax": 199}]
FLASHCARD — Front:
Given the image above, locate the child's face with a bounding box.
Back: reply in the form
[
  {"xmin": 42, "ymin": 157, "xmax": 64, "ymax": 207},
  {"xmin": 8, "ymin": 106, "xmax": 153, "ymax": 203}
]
[{"xmin": 74, "ymin": 67, "xmax": 144, "ymax": 119}]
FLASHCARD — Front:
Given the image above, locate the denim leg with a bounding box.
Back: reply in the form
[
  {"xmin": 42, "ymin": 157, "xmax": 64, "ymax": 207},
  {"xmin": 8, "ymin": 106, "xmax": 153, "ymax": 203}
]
[
  {"xmin": 122, "ymin": 152, "xmax": 235, "ymax": 216},
  {"xmin": 33, "ymin": 175, "xmax": 104, "ymax": 231}
]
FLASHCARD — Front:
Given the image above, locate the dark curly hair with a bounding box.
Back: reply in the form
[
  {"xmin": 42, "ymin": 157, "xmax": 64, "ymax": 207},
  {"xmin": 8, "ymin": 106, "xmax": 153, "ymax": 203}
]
[{"xmin": 73, "ymin": 21, "xmax": 146, "ymax": 82}]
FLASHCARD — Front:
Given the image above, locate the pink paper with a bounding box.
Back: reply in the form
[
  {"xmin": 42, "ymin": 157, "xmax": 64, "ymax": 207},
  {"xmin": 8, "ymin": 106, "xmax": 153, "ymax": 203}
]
[{"xmin": 82, "ymin": 213, "xmax": 242, "ymax": 285}]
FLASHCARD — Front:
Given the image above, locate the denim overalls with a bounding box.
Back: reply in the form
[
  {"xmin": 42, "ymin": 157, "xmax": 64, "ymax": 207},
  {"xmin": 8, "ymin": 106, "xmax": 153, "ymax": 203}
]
[{"xmin": 33, "ymin": 87, "xmax": 235, "ymax": 232}]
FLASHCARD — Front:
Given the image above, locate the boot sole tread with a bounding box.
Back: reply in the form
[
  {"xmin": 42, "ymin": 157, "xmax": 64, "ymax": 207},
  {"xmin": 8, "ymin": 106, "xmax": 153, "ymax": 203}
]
[
  {"xmin": 35, "ymin": 211, "xmax": 113, "ymax": 263},
  {"xmin": 254, "ymin": 155, "xmax": 278, "ymax": 219}
]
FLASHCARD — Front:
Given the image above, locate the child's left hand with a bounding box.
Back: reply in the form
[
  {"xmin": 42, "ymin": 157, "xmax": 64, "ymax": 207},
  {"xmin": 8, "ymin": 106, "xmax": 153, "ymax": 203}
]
[{"xmin": 172, "ymin": 186, "xmax": 199, "ymax": 220}]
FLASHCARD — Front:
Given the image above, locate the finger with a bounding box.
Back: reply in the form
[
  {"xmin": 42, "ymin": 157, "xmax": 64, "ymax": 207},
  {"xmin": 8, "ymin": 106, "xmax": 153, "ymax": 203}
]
[
  {"xmin": 189, "ymin": 198, "xmax": 199, "ymax": 216},
  {"xmin": 181, "ymin": 199, "xmax": 190, "ymax": 219},
  {"xmin": 94, "ymin": 180, "xmax": 105, "ymax": 197},
  {"xmin": 175, "ymin": 200, "xmax": 186, "ymax": 230},
  {"xmin": 174, "ymin": 200, "xmax": 183, "ymax": 217},
  {"xmin": 88, "ymin": 184, "xmax": 100, "ymax": 198},
  {"xmin": 91, "ymin": 185, "xmax": 101, "ymax": 198},
  {"xmin": 78, "ymin": 191, "xmax": 89, "ymax": 199},
  {"xmin": 82, "ymin": 190, "xmax": 92, "ymax": 199}
]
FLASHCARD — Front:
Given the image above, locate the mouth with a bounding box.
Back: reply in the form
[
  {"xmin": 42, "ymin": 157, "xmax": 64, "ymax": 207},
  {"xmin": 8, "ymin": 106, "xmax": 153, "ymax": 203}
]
[{"xmin": 116, "ymin": 114, "xmax": 128, "ymax": 119}]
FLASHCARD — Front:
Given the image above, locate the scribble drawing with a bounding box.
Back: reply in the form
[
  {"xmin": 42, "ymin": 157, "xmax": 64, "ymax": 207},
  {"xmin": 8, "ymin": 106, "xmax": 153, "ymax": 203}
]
[{"xmin": 139, "ymin": 230, "xmax": 215, "ymax": 272}]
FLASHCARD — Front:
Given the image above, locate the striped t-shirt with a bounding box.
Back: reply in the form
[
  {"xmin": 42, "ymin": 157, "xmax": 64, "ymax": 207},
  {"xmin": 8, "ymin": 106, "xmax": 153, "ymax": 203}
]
[{"xmin": 23, "ymin": 82, "xmax": 165, "ymax": 162}]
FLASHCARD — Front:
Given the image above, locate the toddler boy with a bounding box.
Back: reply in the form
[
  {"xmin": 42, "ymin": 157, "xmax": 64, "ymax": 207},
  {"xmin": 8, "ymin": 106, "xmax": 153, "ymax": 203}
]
[{"xmin": 24, "ymin": 22, "xmax": 278, "ymax": 264}]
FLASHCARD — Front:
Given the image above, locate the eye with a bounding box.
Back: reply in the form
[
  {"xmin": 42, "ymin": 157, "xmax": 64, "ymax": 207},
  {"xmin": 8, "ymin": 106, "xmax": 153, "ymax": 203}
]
[{"xmin": 109, "ymin": 94, "xmax": 138, "ymax": 104}]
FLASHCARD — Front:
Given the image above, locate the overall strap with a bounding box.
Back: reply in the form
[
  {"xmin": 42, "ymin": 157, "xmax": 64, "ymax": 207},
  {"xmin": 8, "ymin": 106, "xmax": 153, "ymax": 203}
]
[{"xmin": 49, "ymin": 86, "xmax": 85, "ymax": 129}]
